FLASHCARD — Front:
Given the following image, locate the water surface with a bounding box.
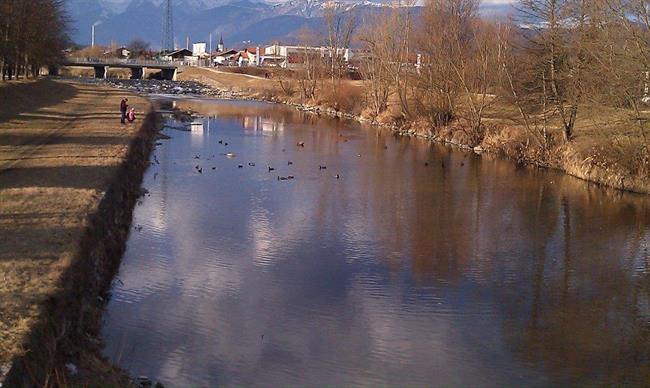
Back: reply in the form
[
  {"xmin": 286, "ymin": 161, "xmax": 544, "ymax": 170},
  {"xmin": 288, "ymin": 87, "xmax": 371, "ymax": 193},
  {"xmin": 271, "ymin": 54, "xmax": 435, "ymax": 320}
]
[{"xmin": 102, "ymin": 99, "xmax": 650, "ymax": 386}]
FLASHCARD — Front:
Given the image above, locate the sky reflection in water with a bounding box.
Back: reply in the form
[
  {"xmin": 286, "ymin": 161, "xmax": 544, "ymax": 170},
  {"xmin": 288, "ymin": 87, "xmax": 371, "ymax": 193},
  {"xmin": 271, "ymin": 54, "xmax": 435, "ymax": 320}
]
[{"xmin": 102, "ymin": 99, "xmax": 650, "ymax": 387}]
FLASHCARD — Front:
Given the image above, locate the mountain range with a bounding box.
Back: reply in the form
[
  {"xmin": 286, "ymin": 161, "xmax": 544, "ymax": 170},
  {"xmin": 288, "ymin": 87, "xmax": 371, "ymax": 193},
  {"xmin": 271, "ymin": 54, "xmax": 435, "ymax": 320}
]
[{"xmin": 65, "ymin": 0, "xmax": 514, "ymax": 49}]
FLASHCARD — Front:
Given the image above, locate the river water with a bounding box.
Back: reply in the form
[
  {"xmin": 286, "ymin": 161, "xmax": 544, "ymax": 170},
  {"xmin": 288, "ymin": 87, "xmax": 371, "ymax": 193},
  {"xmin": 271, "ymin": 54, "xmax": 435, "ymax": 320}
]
[{"xmin": 101, "ymin": 98, "xmax": 650, "ymax": 386}]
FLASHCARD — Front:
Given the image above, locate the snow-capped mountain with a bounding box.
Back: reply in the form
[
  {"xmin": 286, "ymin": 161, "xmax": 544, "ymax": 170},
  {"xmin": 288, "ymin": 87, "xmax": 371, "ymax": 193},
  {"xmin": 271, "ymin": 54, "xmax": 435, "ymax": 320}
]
[
  {"xmin": 89, "ymin": 0, "xmax": 237, "ymax": 15},
  {"xmin": 267, "ymin": 0, "xmax": 412, "ymax": 18},
  {"xmin": 65, "ymin": 0, "xmax": 511, "ymax": 48}
]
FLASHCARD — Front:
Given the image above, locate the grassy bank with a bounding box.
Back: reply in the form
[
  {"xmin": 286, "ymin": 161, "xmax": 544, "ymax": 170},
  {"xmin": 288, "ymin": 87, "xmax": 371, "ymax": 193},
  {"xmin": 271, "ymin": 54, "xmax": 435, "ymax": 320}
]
[
  {"xmin": 177, "ymin": 67, "xmax": 650, "ymax": 195},
  {"xmin": 0, "ymin": 79, "xmax": 158, "ymax": 386}
]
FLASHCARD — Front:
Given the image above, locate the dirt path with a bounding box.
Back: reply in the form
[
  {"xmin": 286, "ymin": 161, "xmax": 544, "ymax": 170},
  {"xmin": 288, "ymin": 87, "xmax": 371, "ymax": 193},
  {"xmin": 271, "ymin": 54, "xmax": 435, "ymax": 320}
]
[
  {"xmin": 178, "ymin": 66, "xmax": 277, "ymax": 93},
  {"xmin": 0, "ymin": 79, "xmax": 149, "ymax": 376}
]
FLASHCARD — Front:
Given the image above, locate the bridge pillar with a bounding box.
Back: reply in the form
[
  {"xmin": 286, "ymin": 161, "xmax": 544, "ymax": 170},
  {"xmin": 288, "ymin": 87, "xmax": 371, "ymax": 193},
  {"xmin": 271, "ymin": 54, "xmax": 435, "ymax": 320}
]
[
  {"xmin": 130, "ymin": 66, "xmax": 147, "ymax": 79},
  {"xmin": 161, "ymin": 68, "xmax": 177, "ymax": 81},
  {"xmin": 93, "ymin": 65, "xmax": 108, "ymax": 79}
]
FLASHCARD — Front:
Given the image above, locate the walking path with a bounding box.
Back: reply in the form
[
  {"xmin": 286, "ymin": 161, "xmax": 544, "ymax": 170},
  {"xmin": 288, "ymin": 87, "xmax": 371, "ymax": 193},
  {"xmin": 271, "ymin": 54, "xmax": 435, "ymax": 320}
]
[{"xmin": 0, "ymin": 79, "xmax": 149, "ymax": 376}]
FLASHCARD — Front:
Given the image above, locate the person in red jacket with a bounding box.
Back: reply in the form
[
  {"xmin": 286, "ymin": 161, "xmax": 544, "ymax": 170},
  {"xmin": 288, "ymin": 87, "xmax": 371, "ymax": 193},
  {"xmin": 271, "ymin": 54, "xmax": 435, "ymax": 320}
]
[{"xmin": 127, "ymin": 107, "xmax": 136, "ymax": 123}]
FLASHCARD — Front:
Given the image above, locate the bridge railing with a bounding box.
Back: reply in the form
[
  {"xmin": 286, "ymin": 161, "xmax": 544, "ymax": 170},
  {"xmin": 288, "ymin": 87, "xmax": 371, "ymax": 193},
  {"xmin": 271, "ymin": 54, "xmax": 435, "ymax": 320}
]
[{"xmin": 63, "ymin": 57, "xmax": 174, "ymax": 66}]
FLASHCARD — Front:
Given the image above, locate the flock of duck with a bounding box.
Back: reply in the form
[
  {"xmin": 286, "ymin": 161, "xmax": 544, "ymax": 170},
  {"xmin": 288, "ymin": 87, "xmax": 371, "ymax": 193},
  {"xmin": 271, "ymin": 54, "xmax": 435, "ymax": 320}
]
[
  {"xmin": 191, "ymin": 140, "xmax": 342, "ymax": 180},
  {"xmin": 188, "ymin": 137, "xmax": 465, "ymax": 180}
]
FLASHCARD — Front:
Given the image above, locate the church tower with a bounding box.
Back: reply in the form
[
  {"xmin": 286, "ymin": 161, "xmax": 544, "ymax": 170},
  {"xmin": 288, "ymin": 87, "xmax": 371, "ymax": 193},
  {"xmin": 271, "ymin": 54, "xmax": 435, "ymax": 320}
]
[{"xmin": 217, "ymin": 34, "xmax": 224, "ymax": 52}]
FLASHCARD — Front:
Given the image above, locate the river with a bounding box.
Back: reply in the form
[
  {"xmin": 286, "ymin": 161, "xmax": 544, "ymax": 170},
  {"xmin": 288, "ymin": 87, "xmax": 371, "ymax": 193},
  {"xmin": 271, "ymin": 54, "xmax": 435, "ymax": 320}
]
[{"xmin": 101, "ymin": 98, "xmax": 650, "ymax": 386}]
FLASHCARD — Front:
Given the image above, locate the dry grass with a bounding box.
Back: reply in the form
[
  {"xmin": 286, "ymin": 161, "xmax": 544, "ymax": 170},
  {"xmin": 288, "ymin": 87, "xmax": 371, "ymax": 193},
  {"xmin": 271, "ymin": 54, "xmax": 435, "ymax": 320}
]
[
  {"xmin": 316, "ymin": 82, "xmax": 365, "ymax": 114},
  {"xmin": 0, "ymin": 79, "xmax": 149, "ymax": 377},
  {"xmin": 178, "ymin": 66, "xmax": 366, "ymax": 107},
  {"xmin": 179, "ymin": 66, "xmax": 276, "ymax": 92},
  {"xmin": 178, "ymin": 66, "xmax": 650, "ymax": 193}
]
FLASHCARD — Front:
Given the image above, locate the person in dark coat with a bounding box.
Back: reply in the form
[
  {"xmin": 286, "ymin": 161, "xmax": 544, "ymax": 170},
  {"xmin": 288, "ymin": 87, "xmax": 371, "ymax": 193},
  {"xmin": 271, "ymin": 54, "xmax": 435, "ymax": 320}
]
[{"xmin": 120, "ymin": 98, "xmax": 129, "ymax": 124}]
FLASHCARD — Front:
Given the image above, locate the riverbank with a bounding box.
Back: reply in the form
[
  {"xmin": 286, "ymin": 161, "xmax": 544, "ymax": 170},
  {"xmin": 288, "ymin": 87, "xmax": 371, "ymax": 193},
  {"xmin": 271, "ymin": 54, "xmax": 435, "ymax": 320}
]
[
  {"xmin": 175, "ymin": 67, "xmax": 650, "ymax": 195},
  {"xmin": 0, "ymin": 79, "xmax": 159, "ymax": 386}
]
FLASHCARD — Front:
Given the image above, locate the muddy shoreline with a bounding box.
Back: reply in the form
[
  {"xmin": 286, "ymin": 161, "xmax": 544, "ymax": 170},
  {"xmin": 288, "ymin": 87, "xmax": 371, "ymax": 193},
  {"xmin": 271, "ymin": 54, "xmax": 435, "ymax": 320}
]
[{"xmin": 2, "ymin": 107, "xmax": 161, "ymax": 387}]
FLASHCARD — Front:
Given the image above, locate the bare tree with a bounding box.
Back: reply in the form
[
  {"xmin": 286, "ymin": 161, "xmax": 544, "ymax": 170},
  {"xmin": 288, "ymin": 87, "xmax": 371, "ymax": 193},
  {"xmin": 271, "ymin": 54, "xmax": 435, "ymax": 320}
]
[
  {"xmin": 358, "ymin": 10, "xmax": 395, "ymax": 117},
  {"xmin": 295, "ymin": 27, "xmax": 322, "ymax": 100},
  {"xmin": 598, "ymin": 0, "xmax": 650, "ymax": 144},
  {"xmin": 1, "ymin": 0, "xmax": 69, "ymax": 80},
  {"xmin": 275, "ymin": 67, "xmax": 297, "ymax": 98},
  {"xmin": 324, "ymin": 4, "xmax": 357, "ymax": 94},
  {"xmin": 382, "ymin": 0, "xmax": 416, "ymax": 120},
  {"xmin": 416, "ymin": 0, "xmax": 501, "ymax": 141},
  {"xmin": 127, "ymin": 39, "xmax": 151, "ymax": 59},
  {"xmin": 501, "ymin": 28, "xmax": 554, "ymax": 150},
  {"xmin": 516, "ymin": 0, "xmax": 587, "ymax": 142}
]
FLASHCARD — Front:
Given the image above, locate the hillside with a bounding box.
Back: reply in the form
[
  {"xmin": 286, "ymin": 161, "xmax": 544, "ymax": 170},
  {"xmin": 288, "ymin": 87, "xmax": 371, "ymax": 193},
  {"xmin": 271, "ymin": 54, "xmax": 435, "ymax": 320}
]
[{"xmin": 66, "ymin": 0, "xmax": 512, "ymax": 48}]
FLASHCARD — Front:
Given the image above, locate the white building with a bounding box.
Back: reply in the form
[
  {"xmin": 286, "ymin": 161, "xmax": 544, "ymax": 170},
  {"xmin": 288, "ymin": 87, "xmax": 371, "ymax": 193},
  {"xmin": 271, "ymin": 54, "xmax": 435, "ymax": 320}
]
[
  {"xmin": 237, "ymin": 47, "xmax": 261, "ymax": 67},
  {"xmin": 261, "ymin": 44, "xmax": 352, "ymax": 68},
  {"xmin": 192, "ymin": 42, "xmax": 207, "ymax": 57},
  {"xmin": 213, "ymin": 49, "xmax": 238, "ymax": 65}
]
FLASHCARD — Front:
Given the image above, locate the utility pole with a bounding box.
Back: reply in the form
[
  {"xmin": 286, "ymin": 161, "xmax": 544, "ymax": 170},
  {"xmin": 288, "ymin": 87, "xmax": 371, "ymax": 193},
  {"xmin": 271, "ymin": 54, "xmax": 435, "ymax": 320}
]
[{"xmin": 162, "ymin": 0, "xmax": 174, "ymax": 52}]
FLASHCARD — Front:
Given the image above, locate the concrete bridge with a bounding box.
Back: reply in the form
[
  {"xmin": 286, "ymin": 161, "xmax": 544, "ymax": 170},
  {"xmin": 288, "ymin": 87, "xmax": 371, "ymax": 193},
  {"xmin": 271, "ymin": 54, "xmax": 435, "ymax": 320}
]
[{"xmin": 54, "ymin": 58, "xmax": 178, "ymax": 80}]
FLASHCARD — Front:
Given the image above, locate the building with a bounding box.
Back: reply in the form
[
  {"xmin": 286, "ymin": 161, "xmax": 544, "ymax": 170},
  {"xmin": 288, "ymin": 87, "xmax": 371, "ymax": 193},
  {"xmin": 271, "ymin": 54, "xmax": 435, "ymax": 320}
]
[
  {"xmin": 103, "ymin": 47, "xmax": 130, "ymax": 59},
  {"xmin": 213, "ymin": 49, "xmax": 238, "ymax": 66},
  {"xmin": 160, "ymin": 48, "xmax": 193, "ymax": 61},
  {"xmin": 261, "ymin": 44, "xmax": 352, "ymax": 69},
  {"xmin": 192, "ymin": 42, "xmax": 207, "ymax": 57},
  {"xmin": 217, "ymin": 34, "xmax": 225, "ymax": 52},
  {"xmin": 237, "ymin": 47, "xmax": 261, "ymax": 67}
]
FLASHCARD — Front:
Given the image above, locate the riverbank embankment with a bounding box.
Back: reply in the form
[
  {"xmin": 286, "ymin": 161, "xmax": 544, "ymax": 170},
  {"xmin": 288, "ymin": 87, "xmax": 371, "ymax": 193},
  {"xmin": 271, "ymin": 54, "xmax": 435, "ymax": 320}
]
[
  {"xmin": 0, "ymin": 79, "xmax": 159, "ymax": 386},
  {"xmin": 174, "ymin": 67, "xmax": 650, "ymax": 195}
]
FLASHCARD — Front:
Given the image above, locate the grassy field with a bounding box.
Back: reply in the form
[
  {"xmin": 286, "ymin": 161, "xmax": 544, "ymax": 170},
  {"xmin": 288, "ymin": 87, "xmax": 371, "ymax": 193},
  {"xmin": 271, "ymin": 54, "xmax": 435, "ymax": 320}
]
[
  {"xmin": 0, "ymin": 79, "xmax": 149, "ymax": 384},
  {"xmin": 178, "ymin": 66, "xmax": 366, "ymax": 109}
]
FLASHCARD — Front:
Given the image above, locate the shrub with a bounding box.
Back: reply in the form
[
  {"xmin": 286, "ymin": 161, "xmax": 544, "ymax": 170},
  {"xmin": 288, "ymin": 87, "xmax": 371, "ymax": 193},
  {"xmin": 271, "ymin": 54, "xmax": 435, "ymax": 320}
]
[{"xmin": 319, "ymin": 83, "xmax": 363, "ymax": 114}]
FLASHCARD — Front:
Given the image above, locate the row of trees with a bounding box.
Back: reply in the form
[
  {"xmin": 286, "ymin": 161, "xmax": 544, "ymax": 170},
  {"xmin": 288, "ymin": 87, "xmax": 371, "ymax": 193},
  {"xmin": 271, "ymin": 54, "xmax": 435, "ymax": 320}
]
[
  {"xmin": 360, "ymin": 0, "xmax": 650, "ymax": 147},
  {"xmin": 72, "ymin": 39, "xmax": 154, "ymax": 60},
  {"xmin": 284, "ymin": 0, "xmax": 650, "ymax": 150},
  {"xmin": 0, "ymin": 0, "xmax": 69, "ymax": 80}
]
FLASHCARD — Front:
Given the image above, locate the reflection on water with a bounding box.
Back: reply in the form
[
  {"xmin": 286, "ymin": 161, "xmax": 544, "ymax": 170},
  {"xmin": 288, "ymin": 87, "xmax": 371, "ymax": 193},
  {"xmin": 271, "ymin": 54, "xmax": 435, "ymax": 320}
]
[{"xmin": 102, "ymin": 99, "xmax": 650, "ymax": 387}]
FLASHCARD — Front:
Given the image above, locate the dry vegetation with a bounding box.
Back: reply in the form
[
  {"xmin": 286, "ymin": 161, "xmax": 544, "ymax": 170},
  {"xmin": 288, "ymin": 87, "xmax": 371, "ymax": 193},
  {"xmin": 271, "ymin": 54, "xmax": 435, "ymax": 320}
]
[
  {"xmin": 0, "ymin": 79, "xmax": 150, "ymax": 386},
  {"xmin": 180, "ymin": 0, "xmax": 650, "ymax": 193}
]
